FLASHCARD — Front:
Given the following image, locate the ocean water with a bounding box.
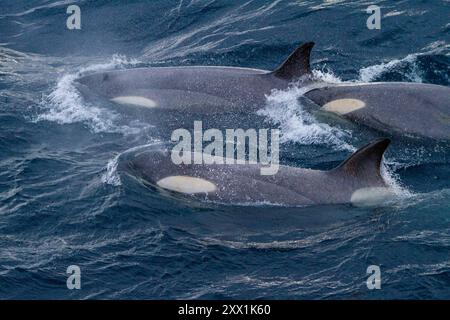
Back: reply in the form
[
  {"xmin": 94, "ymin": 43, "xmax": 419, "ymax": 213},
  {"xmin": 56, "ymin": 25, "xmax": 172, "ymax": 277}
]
[{"xmin": 0, "ymin": 0, "xmax": 450, "ymax": 299}]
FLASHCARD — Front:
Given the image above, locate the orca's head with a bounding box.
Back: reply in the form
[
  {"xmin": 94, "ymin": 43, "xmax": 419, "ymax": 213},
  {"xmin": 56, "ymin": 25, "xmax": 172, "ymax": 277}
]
[{"xmin": 77, "ymin": 72, "xmax": 111, "ymax": 88}]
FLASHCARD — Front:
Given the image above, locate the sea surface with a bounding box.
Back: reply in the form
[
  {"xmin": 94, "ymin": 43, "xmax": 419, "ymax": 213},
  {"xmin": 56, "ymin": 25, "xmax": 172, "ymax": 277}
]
[{"xmin": 0, "ymin": 0, "xmax": 449, "ymax": 299}]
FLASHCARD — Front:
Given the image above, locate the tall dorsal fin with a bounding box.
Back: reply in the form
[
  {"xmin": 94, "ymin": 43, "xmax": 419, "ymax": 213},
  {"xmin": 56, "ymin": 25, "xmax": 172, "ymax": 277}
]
[
  {"xmin": 331, "ymin": 138, "xmax": 391, "ymax": 184},
  {"xmin": 271, "ymin": 42, "xmax": 315, "ymax": 80}
]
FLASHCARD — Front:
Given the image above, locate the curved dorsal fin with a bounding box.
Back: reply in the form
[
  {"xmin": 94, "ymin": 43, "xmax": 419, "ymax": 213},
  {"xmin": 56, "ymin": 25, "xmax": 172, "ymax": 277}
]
[
  {"xmin": 271, "ymin": 42, "xmax": 315, "ymax": 80},
  {"xmin": 331, "ymin": 138, "xmax": 391, "ymax": 184}
]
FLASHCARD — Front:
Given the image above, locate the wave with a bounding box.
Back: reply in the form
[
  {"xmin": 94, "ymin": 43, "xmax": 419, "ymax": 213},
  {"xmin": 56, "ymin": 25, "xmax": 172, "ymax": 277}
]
[
  {"xmin": 393, "ymin": 229, "xmax": 450, "ymax": 248},
  {"xmin": 359, "ymin": 53, "xmax": 421, "ymax": 83},
  {"xmin": 142, "ymin": 0, "xmax": 283, "ymax": 60},
  {"xmin": 257, "ymin": 71, "xmax": 353, "ymax": 151},
  {"xmin": 101, "ymin": 154, "xmax": 122, "ymax": 186},
  {"xmin": 201, "ymin": 233, "xmax": 335, "ymax": 250},
  {"xmin": 0, "ymin": 0, "xmax": 74, "ymax": 18},
  {"xmin": 359, "ymin": 40, "xmax": 449, "ymax": 83},
  {"xmin": 102, "ymin": 142, "xmax": 162, "ymax": 186},
  {"xmin": 381, "ymin": 160, "xmax": 413, "ymax": 200},
  {"xmin": 35, "ymin": 54, "xmax": 149, "ymax": 135}
]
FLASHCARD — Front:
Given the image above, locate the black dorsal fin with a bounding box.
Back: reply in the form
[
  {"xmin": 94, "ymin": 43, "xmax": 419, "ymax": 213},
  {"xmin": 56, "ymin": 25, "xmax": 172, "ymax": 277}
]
[
  {"xmin": 331, "ymin": 138, "xmax": 391, "ymax": 185},
  {"xmin": 271, "ymin": 42, "xmax": 315, "ymax": 80}
]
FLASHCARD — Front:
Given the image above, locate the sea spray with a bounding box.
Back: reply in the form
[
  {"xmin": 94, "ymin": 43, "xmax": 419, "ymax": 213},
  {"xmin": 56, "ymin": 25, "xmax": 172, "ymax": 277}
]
[
  {"xmin": 36, "ymin": 55, "xmax": 148, "ymax": 135},
  {"xmin": 257, "ymin": 71, "xmax": 353, "ymax": 151}
]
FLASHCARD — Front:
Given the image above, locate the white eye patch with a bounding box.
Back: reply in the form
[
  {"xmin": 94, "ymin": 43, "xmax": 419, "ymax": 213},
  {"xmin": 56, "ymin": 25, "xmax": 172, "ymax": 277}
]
[
  {"xmin": 322, "ymin": 98, "xmax": 366, "ymax": 115},
  {"xmin": 156, "ymin": 176, "xmax": 217, "ymax": 194},
  {"xmin": 111, "ymin": 96, "xmax": 158, "ymax": 108}
]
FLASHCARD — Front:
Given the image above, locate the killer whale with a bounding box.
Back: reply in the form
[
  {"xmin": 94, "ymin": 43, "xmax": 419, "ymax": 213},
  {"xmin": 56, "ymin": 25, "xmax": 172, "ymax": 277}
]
[
  {"xmin": 304, "ymin": 81, "xmax": 450, "ymax": 140},
  {"xmin": 76, "ymin": 42, "xmax": 450, "ymax": 139},
  {"xmin": 118, "ymin": 138, "xmax": 393, "ymax": 206},
  {"xmin": 76, "ymin": 42, "xmax": 314, "ymax": 113}
]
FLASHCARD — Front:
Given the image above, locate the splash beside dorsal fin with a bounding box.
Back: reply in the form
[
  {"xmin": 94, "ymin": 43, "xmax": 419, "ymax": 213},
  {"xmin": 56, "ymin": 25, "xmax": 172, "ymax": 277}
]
[
  {"xmin": 331, "ymin": 138, "xmax": 391, "ymax": 185},
  {"xmin": 271, "ymin": 42, "xmax": 315, "ymax": 80}
]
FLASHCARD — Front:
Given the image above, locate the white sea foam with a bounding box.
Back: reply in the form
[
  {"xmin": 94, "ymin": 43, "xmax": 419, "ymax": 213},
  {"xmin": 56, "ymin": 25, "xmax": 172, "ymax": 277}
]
[
  {"xmin": 358, "ymin": 53, "xmax": 421, "ymax": 83},
  {"xmin": 312, "ymin": 68, "xmax": 343, "ymax": 84},
  {"xmin": 101, "ymin": 142, "xmax": 162, "ymax": 186},
  {"xmin": 102, "ymin": 154, "xmax": 122, "ymax": 186},
  {"xmin": 381, "ymin": 160, "xmax": 413, "ymax": 200},
  {"xmin": 258, "ymin": 71, "xmax": 353, "ymax": 151},
  {"xmin": 36, "ymin": 55, "xmax": 147, "ymax": 135}
]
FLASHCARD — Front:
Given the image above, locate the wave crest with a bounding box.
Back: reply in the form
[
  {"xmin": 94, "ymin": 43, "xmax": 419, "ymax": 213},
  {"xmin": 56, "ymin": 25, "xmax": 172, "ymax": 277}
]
[{"xmin": 36, "ymin": 55, "xmax": 146, "ymax": 135}]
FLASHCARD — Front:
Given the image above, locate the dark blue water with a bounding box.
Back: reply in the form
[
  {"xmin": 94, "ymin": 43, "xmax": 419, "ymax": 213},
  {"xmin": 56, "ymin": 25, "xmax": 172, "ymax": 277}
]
[{"xmin": 1, "ymin": 0, "xmax": 450, "ymax": 299}]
